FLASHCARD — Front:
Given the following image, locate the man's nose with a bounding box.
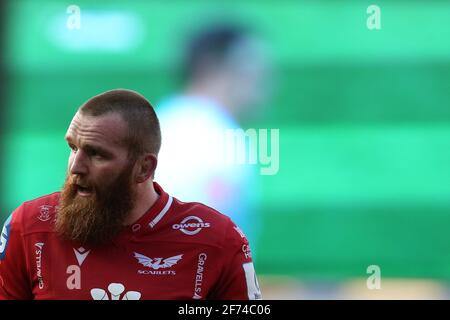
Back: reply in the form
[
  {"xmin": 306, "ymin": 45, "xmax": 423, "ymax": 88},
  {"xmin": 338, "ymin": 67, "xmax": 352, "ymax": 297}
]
[{"xmin": 69, "ymin": 151, "xmax": 88, "ymax": 176}]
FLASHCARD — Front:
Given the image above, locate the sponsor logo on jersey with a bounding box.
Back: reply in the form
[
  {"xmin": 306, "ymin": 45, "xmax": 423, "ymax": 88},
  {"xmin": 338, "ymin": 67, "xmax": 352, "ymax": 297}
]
[
  {"xmin": 35, "ymin": 242, "xmax": 45, "ymax": 289},
  {"xmin": 133, "ymin": 252, "xmax": 183, "ymax": 275},
  {"xmin": 172, "ymin": 216, "xmax": 211, "ymax": 235},
  {"xmin": 91, "ymin": 283, "xmax": 141, "ymax": 300},
  {"xmin": 242, "ymin": 262, "xmax": 262, "ymax": 300},
  {"xmin": 193, "ymin": 253, "xmax": 207, "ymax": 299},
  {"xmin": 66, "ymin": 247, "xmax": 91, "ymax": 290},
  {"xmin": 37, "ymin": 205, "xmax": 54, "ymax": 222},
  {"xmin": 242, "ymin": 244, "xmax": 252, "ymax": 259},
  {"xmin": 0, "ymin": 214, "xmax": 13, "ymax": 260},
  {"xmin": 233, "ymin": 226, "xmax": 247, "ymax": 239}
]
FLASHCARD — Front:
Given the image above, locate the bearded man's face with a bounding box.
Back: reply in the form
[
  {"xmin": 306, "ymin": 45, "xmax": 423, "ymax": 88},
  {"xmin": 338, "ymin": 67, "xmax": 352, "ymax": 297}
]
[{"xmin": 55, "ymin": 112, "xmax": 136, "ymax": 246}]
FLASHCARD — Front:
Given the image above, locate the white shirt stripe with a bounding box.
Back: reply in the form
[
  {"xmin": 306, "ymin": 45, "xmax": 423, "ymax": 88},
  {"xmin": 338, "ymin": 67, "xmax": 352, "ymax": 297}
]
[{"xmin": 149, "ymin": 195, "xmax": 173, "ymax": 228}]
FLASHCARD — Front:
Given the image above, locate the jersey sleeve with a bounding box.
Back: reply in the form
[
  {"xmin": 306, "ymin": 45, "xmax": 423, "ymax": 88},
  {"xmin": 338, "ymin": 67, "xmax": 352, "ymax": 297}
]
[
  {"xmin": 0, "ymin": 205, "xmax": 32, "ymax": 300},
  {"xmin": 211, "ymin": 220, "xmax": 262, "ymax": 300}
]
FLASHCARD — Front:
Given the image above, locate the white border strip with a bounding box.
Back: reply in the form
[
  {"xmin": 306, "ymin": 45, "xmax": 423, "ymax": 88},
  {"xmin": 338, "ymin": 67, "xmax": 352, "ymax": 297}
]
[{"xmin": 149, "ymin": 195, "xmax": 173, "ymax": 228}]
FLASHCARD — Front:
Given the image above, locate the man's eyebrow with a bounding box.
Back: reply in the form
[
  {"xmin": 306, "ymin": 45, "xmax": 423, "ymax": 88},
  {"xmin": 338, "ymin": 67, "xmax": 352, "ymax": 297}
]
[
  {"xmin": 64, "ymin": 137, "xmax": 112, "ymax": 156},
  {"xmin": 83, "ymin": 144, "xmax": 113, "ymax": 156}
]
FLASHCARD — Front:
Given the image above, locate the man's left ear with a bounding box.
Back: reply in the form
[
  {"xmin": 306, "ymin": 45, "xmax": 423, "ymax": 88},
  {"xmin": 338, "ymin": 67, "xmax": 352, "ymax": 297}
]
[{"xmin": 135, "ymin": 154, "xmax": 158, "ymax": 183}]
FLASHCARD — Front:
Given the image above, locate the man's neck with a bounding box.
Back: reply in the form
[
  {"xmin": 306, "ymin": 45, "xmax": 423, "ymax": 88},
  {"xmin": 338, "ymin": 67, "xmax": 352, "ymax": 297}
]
[{"xmin": 124, "ymin": 181, "xmax": 159, "ymax": 226}]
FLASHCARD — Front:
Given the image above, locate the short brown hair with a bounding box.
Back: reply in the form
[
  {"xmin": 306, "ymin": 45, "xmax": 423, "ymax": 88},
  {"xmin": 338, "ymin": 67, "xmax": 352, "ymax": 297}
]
[{"xmin": 79, "ymin": 89, "xmax": 161, "ymax": 159}]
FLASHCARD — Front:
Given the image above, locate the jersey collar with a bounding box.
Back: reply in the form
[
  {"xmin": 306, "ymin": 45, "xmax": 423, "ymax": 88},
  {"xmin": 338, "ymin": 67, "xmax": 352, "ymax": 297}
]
[{"xmin": 128, "ymin": 182, "xmax": 173, "ymax": 234}]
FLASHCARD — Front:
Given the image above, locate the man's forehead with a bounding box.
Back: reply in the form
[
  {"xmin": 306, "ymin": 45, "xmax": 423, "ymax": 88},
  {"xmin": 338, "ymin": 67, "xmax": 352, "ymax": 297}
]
[{"xmin": 66, "ymin": 112, "xmax": 127, "ymax": 146}]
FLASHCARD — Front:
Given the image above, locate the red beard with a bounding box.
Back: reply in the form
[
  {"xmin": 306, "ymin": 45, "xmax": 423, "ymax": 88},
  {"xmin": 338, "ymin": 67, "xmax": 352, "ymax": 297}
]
[{"xmin": 55, "ymin": 163, "xmax": 135, "ymax": 246}]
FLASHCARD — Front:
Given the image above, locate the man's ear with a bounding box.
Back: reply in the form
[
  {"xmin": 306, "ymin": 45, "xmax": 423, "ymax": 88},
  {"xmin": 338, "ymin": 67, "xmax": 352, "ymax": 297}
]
[{"xmin": 135, "ymin": 153, "xmax": 158, "ymax": 183}]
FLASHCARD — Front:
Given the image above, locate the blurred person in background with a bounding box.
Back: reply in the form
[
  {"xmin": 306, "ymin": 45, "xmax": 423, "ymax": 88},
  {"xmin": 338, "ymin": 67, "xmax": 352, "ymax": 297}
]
[{"xmin": 156, "ymin": 23, "xmax": 273, "ymax": 255}]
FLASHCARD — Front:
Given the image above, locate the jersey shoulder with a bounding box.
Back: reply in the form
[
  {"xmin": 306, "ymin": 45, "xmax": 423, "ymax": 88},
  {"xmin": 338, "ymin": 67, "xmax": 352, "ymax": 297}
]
[
  {"xmin": 12, "ymin": 192, "xmax": 61, "ymax": 235},
  {"xmin": 167, "ymin": 197, "xmax": 249, "ymax": 249}
]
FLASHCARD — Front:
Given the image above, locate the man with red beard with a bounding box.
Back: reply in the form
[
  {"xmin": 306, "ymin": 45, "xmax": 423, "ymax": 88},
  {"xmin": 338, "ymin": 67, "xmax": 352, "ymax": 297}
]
[{"xmin": 0, "ymin": 89, "xmax": 262, "ymax": 300}]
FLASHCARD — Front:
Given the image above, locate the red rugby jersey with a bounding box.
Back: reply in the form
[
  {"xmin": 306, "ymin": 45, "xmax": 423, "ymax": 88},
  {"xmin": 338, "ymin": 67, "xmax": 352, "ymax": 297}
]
[{"xmin": 0, "ymin": 183, "xmax": 262, "ymax": 300}]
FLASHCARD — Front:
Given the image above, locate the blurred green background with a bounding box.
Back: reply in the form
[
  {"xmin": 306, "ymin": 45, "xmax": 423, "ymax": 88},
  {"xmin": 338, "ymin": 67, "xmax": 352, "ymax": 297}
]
[{"xmin": 2, "ymin": 0, "xmax": 450, "ymax": 296}]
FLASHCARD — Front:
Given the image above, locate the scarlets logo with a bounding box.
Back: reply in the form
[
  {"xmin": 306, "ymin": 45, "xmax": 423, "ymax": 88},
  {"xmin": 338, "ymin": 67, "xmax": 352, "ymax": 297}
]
[
  {"xmin": 133, "ymin": 252, "xmax": 183, "ymax": 276},
  {"xmin": 134, "ymin": 252, "xmax": 183, "ymax": 270}
]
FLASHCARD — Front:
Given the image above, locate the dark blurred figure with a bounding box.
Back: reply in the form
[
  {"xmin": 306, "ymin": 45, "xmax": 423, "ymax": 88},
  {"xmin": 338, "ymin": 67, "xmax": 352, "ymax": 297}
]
[{"xmin": 156, "ymin": 23, "xmax": 273, "ymax": 255}]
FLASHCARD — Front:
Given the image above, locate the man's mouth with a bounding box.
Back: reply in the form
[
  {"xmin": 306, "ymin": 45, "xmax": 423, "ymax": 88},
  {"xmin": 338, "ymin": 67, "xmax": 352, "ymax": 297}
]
[{"xmin": 75, "ymin": 185, "xmax": 93, "ymax": 197}]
